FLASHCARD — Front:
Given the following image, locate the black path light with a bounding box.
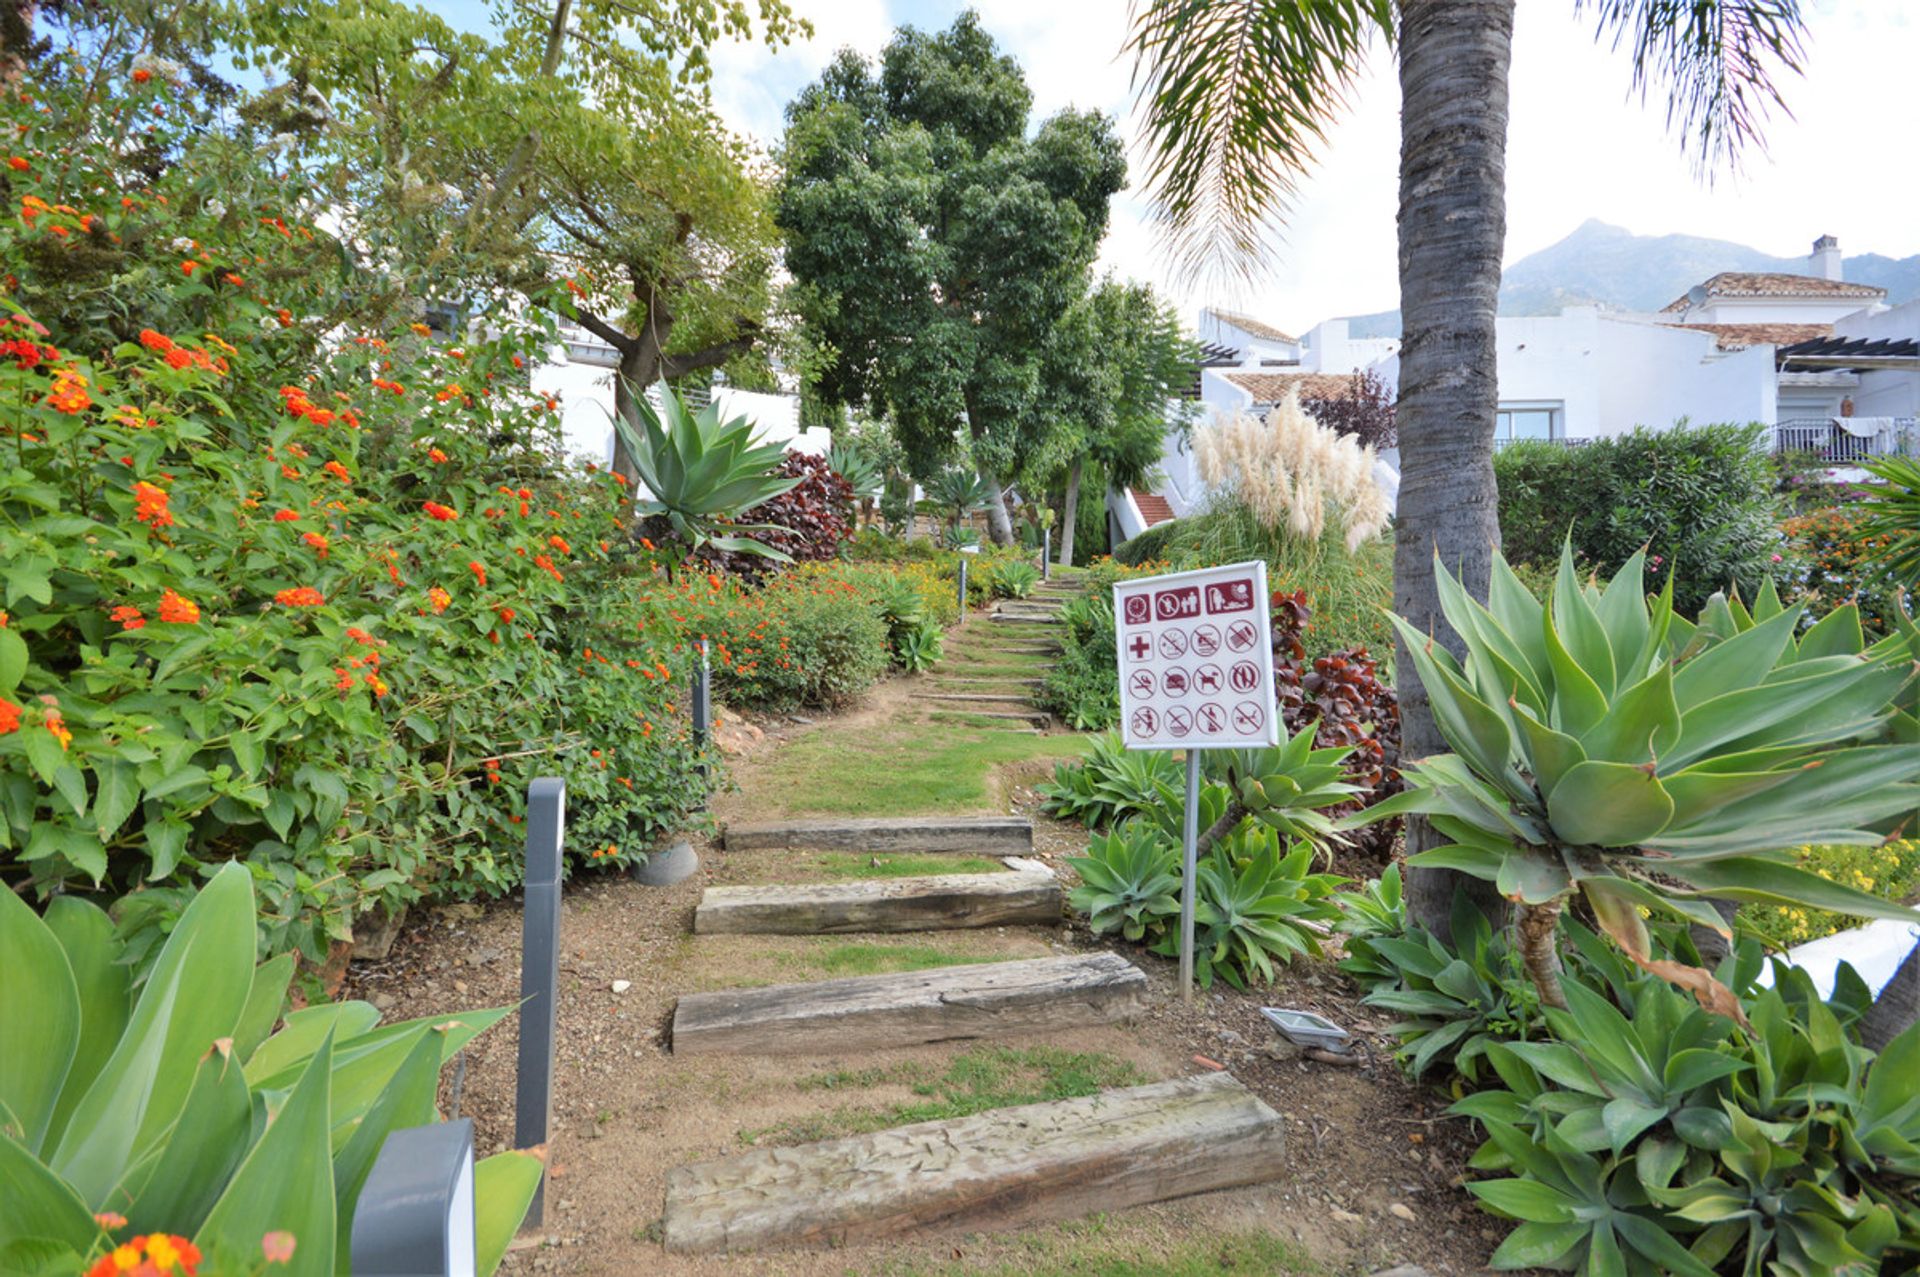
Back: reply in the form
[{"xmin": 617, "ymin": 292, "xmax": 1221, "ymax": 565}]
[{"xmin": 514, "ymin": 777, "xmax": 565, "ymax": 1227}]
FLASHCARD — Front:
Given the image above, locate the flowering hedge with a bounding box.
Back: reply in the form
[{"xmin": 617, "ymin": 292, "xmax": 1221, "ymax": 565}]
[
  {"xmin": 1781, "ymin": 504, "xmax": 1903, "ymax": 634},
  {"xmin": 0, "ymin": 64, "xmax": 712, "ymax": 962}
]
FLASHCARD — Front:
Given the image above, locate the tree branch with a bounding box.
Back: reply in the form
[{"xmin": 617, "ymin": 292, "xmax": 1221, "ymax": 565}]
[{"xmin": 659, "ymin": 329, "xmax": 762, "ymax": 379}]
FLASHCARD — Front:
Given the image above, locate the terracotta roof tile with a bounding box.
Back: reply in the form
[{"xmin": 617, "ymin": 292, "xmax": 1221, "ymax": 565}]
[
  {"xmin": 1130, "ymin": 490, "xmax": 1176, "ymax": 527},
  {"xmin": 1210, "ymin": 310, "xmax": 1297, "ymax": 344},
  {"xmin": 1220, "ymin": 371, "xmax": 1357, "ymax": 403},
  {"xmin": 1670, "ymin": 322, "xmax": 1835, "ymax": 351},
  {"xmin": 1660, "ymin": 272, "xmax": 1885, "ymax": 313}
]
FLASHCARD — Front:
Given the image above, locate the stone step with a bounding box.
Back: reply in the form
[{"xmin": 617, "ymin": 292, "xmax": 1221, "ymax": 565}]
[
  {"xmin": 928, "ymin": 708, "xmax": 1050, "ymax": 729},
  {"xmin": 924, "ymin": 693, "xmax": 1037, "ymax": 707},
  {"xmin": 670, "ymin": 952, "xmax": 1146, "ymax": 1057},
  {"xmin": 692, "ymin": 871, "xmax": 1060, "ymax": 936},
  {"xmin": 723, "ymin": 815, "xmax": 1031, "ymax": 855},
  {"xmin": 661, "ymin": 1072, "xmax": 1287, "ymax": 1254},
  {"xmin": 989, "ymin": 613, "xmax": 1063, "ymax": 626},
  {"xmin": 927, "ymin": 676, "xmax": 1043, "ymax": 689}
]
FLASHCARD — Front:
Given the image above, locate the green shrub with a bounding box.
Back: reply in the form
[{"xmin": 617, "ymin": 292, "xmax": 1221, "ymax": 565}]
[
  {"xmin": 676, "ymin": 564, "xmax": 894, "ymax": 710},
  {"xmin": 986, "ymin": 559, "xmax": 1040, "ymax": 599},
  {"xmin": 1112, "ymin": 518, "xmax": 1183, "ymax": 566},
  {"xmin": 0, "ymin": 67, "xmax": 717, "ymax": 960},
  {"xmin": 1040, "ymin": 592, "xmax": 1121, "ymax": 729},
  {"xmin": 0, "ymin": 865, "xmax": 540, "ymax": 1275},
  {"xmin": 1494, "ymin": 423, "xmax": 1792, "ymax": 614},
  {"xmin": 1738, "ymin": 837, "xmax": 1920, "ymax": 950},
  {"xmin": 1036, "ymin": 732, "xmax": 1182, "ymax": 828}
]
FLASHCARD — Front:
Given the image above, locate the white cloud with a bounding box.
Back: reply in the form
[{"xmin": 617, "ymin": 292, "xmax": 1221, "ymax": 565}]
[{"xmin": 709, "ymin": 0, "xmax": 1919, "ymax": 333}]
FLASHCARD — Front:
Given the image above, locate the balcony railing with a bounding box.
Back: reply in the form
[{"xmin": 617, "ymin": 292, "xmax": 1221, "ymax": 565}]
[{"xmin": 1774, "ymin": 418, "xmax": 1920, "ymax": 463}]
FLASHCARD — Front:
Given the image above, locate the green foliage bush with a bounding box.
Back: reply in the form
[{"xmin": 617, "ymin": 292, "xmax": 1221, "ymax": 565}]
[
  {"xmin": 1493, "ymin": 423, "xmax": 1792, "ymax": 614},
  {"xmin": 0, "ymin": 67, "xmax": 722, "ymax": 960},
  {"xmin": 1115, "ymin": 500, "xmax": 1393, "ymax": 654},
  {"xmin": 1037, "ymin": 732, "xmax": 1182, "ymax": 827},
  {"xmin": 1336, "ymin": 886, "xmax": 1920, "ymax": 1274},
  {"xmin": 0, "ymin": 865, "xmax": 539, "ymax": 1275}
]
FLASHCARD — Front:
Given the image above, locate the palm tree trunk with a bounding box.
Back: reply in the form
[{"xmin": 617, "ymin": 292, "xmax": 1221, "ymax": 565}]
[
  {"xmin": 1059, "ymin": 458, "xmax": 1082, "ymax": 567},
  {"xmin": 1516, "ymin": 899, "xmax": 1569, "ymax": 1010},
  {"xmin": 1393, "ymin": 0, "xmax": 1516, "ymax": 943}
]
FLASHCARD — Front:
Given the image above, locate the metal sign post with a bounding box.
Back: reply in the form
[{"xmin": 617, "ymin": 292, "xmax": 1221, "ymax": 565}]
[
  {"xmin": 957, "ymin": 556, "xmax": 969, "ymax": 612},
  {"xmin": 1042, "ymin": 527, "xmax": 1051, "ymax": 580},
  {"xmin": 514, "ymin": 777, "xmax": 565, "ymax": 1227},
  {"xmin": 1111, "ymin": 562, "xmax": 1275, "ymax": 1003}
]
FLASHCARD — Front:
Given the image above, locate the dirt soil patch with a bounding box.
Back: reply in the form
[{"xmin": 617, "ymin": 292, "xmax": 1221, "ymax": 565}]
[{"xmin": 345, "ymin": 664, "xmax": 1504, "ymax": 1276}]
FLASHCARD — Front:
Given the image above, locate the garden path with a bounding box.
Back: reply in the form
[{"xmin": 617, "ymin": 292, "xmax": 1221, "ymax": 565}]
[{"xmin": 345, "ymin": 568, "xmax": 1502, "ymax": 1276}]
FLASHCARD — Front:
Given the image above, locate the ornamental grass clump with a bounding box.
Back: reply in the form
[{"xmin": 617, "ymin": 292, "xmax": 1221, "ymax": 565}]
[
  {"xmin": 1192, "ymin": 391, "xmax": 1389, "ymax": 552},
  {"xmin": 1356, "ymin": 542, "xmax": 1920, "ymax": 1022}
]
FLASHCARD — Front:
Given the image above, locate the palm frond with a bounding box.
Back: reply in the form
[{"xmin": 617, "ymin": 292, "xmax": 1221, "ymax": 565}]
[
  {"xmin": 1579, "ymin": 0, "xmax": 1807, "ymax": 176},
  {"xmin": 1124, "ymin": 0, "xmax": 1390, "ymax": 287}
]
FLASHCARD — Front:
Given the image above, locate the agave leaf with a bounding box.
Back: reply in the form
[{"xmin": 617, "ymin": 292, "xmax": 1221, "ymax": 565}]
[
  {"xmin": 1663, "ymin": 856, "xmax": 1920, "ymax": 925},
  {"xmin": 1593, "ymin": 549, "xmax": 1651, "ymax": 680},
  {"xmin": 1552, "ymin": 541, "xmax": 1617, "ymax": 697},
  {"xmin": 1796, "ymin": 601, "xmax": 1865, "ymax": 660},
  {"xmin": 1512, "ymin": 705, "xmax": 1587, "ymax": 800},
  {"xmin": 1669, "ymin": 606, "xmax": 1801, "ymax": 712},
  {"xmin": 0, "ymin": 886, "xmax": 82, "ymax": 1155},
  {"xmin": 1542, "ymin": 607, "xmax": 1609, "ymax": 739},
  {"xmin": 1665, "ymin": 662, "xmax": 1903, "ymax": 770},
  {"xmin": 1579, "ymin": 663, "xmax": 1680, "ymax": 766},
  {"xmin": 1546, "ymin": 761, "xmax": 1673, "ymax": 847}
]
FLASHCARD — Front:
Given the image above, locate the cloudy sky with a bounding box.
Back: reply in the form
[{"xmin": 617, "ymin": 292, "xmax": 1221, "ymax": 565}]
[{"xmin": 703, "ymin": 0, "xmax": 1918, "ymax": 335}]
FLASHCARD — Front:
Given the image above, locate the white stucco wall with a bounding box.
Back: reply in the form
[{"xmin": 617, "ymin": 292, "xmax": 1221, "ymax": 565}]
[
  {"xmin": 1300, "ymin": 319, "xmax": 1400, "ymax": 375},
  {"xmin": 1670, "ymin": 293, "xmax": 1886, "ymax": 327},
  {"xmin": 1595, "ymin": 319, "xmax": 1776, "ymax": 433}
]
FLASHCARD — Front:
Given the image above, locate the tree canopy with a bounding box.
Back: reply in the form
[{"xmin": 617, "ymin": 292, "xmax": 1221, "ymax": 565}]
[{"xmin": 776, "ymin": 12, "xmax": 1127, "ymax": 543}]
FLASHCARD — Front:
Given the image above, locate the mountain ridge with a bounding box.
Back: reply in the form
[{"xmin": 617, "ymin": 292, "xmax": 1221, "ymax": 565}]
[{"xmin": 1342, "ymin": 219, "xmax": 1920, "ymax": 339}]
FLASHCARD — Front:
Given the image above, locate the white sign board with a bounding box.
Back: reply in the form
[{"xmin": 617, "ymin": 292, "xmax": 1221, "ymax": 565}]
[{"xmin": 1112, "ymin": 561, "xmax": 1277, "ymax": 751}]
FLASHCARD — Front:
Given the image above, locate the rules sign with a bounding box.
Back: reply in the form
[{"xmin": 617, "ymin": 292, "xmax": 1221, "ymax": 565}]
[{"xmin": 1114, "ymin": 560, "xmax": 1276, "ymax": 751}]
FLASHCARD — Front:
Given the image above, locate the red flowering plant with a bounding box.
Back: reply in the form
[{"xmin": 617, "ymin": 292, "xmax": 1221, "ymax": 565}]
[{"xmin": 0, "ymin": 63, "xmax": 707, "ymax": 962}]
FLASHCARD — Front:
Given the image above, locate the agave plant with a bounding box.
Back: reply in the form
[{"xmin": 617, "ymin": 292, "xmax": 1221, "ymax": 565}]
[
  {"xmin": 614, "ymin": 383, "xmax": 801, "ymax": 562},
  {"xmin": 1356, "ymin": 543, "xmax": 1920, "ymax": 1020},
  {"xmin": 924, "ymin": 468, "xmax": 995, "ymax": 539},
  {"xmin": 1066, "ymin": 820, "xmax": 1183, "ymax": 942},
  {"xmin": 1195, "ymin": 722, "xmax": 1362, "ymax": 852},
  {"xmin": 0, "ymin": 865, "xmax": 541, "ymax": 1275},
  {"xmin": 827, "ymin": 441, "xmax": 884, "ymax": 504},
  {"xmin": 987, "ymin": 560, "xmax": 1041, "ymax": 599},
  {"xmin": 1148, "ymin": 831, "xmax": 1345, "ymax": 990}
]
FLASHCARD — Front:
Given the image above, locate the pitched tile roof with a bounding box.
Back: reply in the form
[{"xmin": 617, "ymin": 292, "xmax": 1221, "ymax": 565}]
[
  {"xmin": 1220, "ymin": 371, "xmax": 1357, "ymax": 403},
  {"xmin": 1210, "ymin": 310, "xmax": 1297, "ymax": 344},
  {"xmin": 1130, "ymin": 489, "xmax": 1176, "ymax": 527},
  {"xmin": 1670, "ymin": 322, "xmax": 1834, "ymax": 351},
  {"xmin": 1660, "ymin": 272, "xmax": 1886, "ymax": 313}
]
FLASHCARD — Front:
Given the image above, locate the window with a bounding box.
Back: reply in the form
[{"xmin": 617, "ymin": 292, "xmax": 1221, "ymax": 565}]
[{"xmin": 1495, "ymin": 402, "xmax": 1562, "ymax": 444}]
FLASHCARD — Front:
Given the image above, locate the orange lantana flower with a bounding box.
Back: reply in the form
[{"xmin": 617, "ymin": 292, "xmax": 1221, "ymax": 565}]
[{"xmin": 157, "ymin": 589, "xmax": 199, "ymax": 623}]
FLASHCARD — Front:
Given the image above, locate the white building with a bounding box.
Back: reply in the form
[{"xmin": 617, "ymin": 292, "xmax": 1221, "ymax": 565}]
[
  {"xmin": 531, "ymin": 321, "xmax": 823, "ymax": 469},
  {"xmin": 1117, "ymin": 237, "xmax": 1919, "ymax": 543}
]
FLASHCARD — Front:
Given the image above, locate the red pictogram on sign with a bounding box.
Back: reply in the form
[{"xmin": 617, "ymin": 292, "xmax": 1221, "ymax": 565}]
[
  {"xmin": 1194, "ymin": 664, "xmax": 1224, "ymax": 695},
  {"xmin": 1197, "ymin": 704, "xmax": 1225, "ymax": 734},
  {"xmin": 1166, "ymin": 707, "xmax": 1193, "ymax": 737},
  {"xmin": 1190, "ymin": 624, "xmax": 1221, "ymax": 657},
  {"xmin": 1131, "ymin": 706, "xmax": 1160, "ymax": 736},
  {"xmin": 1127, "ymin": 633, "xmax": 1153, "ymax": 661},
  {"xmin": 1228, "ymin": 660, "xmax": 1261, "ymax": 693},
  {"xmin": 1162, "ymin": 667, "xmax": 1190, "ymax": 696},
  {"xmin": 1122, "ymin": 594, "xmax": 1151, "ymax": 626},
  {"xmin": 1232, "ymin": 701, "xmax": 1266, "ymax": 733},
  {"xmin": 1155, "ymin": 586, "xmax": 1202, "ymax": 621},
  {"xmin": 1205, "ymin": 579, "xmax": 1256, "ymax": 614},
  {"xmin": 1225, "ymin": 620, "xmax": 1259, "ymax": 652},
  {"xmin": 1158, "ymin": 629, "xmax": 1189, "ymax": 659},
  {"xmin": 1129, "ymin": 670, "xmax": 1157, "ymax": 699}
]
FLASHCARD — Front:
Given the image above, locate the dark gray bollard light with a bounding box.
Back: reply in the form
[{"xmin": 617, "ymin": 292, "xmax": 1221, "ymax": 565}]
[
  {"xmin": 957, "ymin": 556, "xmax": 968, "ymax": 612},
  {"xmin": 692, "ymin": 638, "xmax": 711, "ymax": 775},
  {"xmin": 1042, "ymin": 527, "xmax": 1051, "ymax": 581},
  {"xmin": 514, "ymin": 777, "xmax": 565, "ymax": 1228},
  {"xmin": 351, "ymin": 1118, "xmax": 477, "ymax": 1276}
]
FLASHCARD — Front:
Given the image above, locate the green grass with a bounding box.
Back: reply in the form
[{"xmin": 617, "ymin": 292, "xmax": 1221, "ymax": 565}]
[
  {"xmin": 739, "ymin": 1044, "xmax": 1148, "ymax": 1148},
  {"xmin": 875, "ymin": 1221, "xmax": 1319, "ymax": 1276},
  {"xmin": 791, "ymin": 941, "xmax": 1005, "ymax": 978},
  {"xmin": 810, "ymin": 852, "xmax": 1006, "ymax": 879},
  {"xmin": 753, "ymin": 716, "xmax": 1087, "ymax": 815}
]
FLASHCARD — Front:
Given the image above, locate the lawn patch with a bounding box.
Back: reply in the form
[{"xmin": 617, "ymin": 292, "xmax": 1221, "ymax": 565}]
[
  {"xmin": 748, "ymin": 717, "xmax": 1086, "ymax": 815},
  {"xmin": 738, "ymin": 1044, "xmax": 1148, "ymax": 1148},
  {"xmin": 881, "ymin": 1220, "xmax": 1320, "ymax": 1275},
  {"xmin": 812, "ymin": 851, "xmax": 1008, "ymax": 878},
  {"xmin": 793, "ymin": 941, "xmax": 1004, "ymax": 978}
]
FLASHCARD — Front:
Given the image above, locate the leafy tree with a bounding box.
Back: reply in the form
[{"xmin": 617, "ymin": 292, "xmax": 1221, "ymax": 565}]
[
  {"xmin": 776, "ymin": 12, "xmax": 1127, "ymax": 545},
  {"xmin": 1127, "ymin": 0, "xmax": 1807, "ymax": 938},
  {"xmin": 1037, "ymin": 278, "xmax": 1195, "ymax": 566},
  {"xmin": 233, "ymin": 0, "xmax": 804, "ymax": 474},
  {"xmin": 1301, "ymin": 368, "xmax": 1396, "ymax": 450}
]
